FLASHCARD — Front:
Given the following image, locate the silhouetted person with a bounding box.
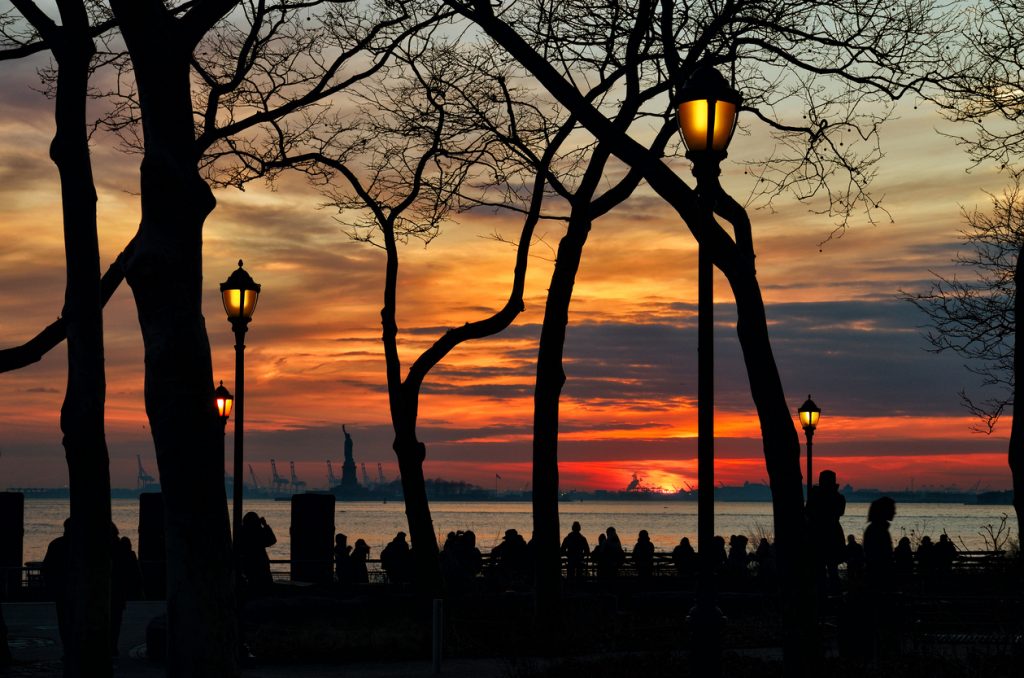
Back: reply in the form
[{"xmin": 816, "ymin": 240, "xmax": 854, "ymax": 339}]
[
  {"xmin": 844, "ymin": 534, "xmax": 865, "ymax": 584},
  {"xmin": 726, "ymin": 534, "xmax": 749, "ymax": 578},
  {"xmin": 806, "ymin": 469, "xmax": 847, "ymax": 594},
  {"xmin": 490, "ymin": 528, "xmax": 530, "ymax": 588},
  {"xmin": 893, "ymin": 536, "xmax": 914, "ymax": 586},
  {"xmin": 381, "ymin": 531, "xmax": 413, "ymax": 584},
  {"xmin": 916, "ymin": 535, "xmax": 936, "ymax": 581},
  {"xmin": 42, "ymin": 518, "xmax": 72, "ymax": 654},
  {"xmin": 350, "ymin": 539, "xmax": 370, "ymax": 584},
  {"xmin": 110, "ymin": 526, "xmax": 142, "ymax": 656},
  {"xmin": 441, "ymin": 531, "xmax": 474, "ymax": 592},
  {"xmin": 560, "ymin": 521, "xmax": 591, "ymax": 581},
  {"xmin": 238, "ymin": 511, "xmax": 277, "ymax": 593},
  {"xmin": 712, "ymin": 535, "xmax": 728, "ymax": 573},
  {"xmin": 459, "ymin": 530, "xmax": 483, "ymax": 578},
  {"xmin": 592, "ymin": 533, "xmax": 608, "ymax": 578},
  {"xmin": 754, "ymin": 537, "xmax": 776, "ymax": 583},
  {"xmin": 672, "ymin": 537, "xmax": 696, "ymax": 578},
  {"xmin": 859, "ymin": 496, "xmax": 897, "ymax": 660},
  {"xmin": 601, "ymin": 527, "xmax": 626, "ymax": 578},
  {"xmin": 863, "ymin": 496, "xmax": 895, "ymax": 591},
  {"xmin": 334, "ymin": 533, "xmax": 352, "ymax": 585},
  {"xmin": 935, "ymin": 533, "xmax": 957, "ymax": 576},
  {"xmin": 632, "ymin": 530, "xmax": 655, "ymax": 579}
]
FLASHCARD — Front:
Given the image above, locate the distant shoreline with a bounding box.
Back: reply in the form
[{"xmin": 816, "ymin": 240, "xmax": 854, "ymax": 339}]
[{"xmin": 3, "ymin": 486, "xmax": 1014, "ymax": 505}]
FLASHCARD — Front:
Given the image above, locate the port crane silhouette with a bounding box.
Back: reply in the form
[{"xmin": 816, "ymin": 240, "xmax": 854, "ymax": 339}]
[
  {"xmin": 137, "ymin": 455, "xmax": 156, "ymax": 490},
  {"xmin": 289, "ymin": 461, "xmax": 306, "ymax": 493},
  {"xmin": 270, "ymin": 459, "xmax": 290, "ymax": 493}
]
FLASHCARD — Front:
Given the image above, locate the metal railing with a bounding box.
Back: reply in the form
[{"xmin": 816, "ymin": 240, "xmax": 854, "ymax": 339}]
[{"xmin": 3, "ymin": 549, "xmax": 1012, "ymax": 597}]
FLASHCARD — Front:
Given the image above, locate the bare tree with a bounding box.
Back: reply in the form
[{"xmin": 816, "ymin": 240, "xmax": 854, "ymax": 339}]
[
  {"xmin": 938, "ymin": 0, "xmax": 1024, "ymax": 171},
  {"xmin": 108, "ymin": 2, "xmax": 459, "ymax": 672},
  {"xmin": 209, "ymin": 37, "xmax": 567, "ymax": 593},
  {"xmin": 905, "ymin": 177, "xmax": 1024, "ymax": 535},
  {"xmin": 917, "ymin": 0, "xmax": 1024, "ymax": 541},
  {"xmin": 3, "ymin": 1, "xmax": 112, "ymax": 674},
  {"xmin": 442, "ymin": 0, "xmax": 958, "ymax": 670},
  {"xmin": 3, "ymin": 1, "xmax": 451, "ymax": 673}
]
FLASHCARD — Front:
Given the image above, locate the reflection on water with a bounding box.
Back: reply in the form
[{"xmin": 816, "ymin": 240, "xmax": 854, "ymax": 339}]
[{"xmin": 18, "ymin": 498, "xmax": 1015, "ymax": 563}]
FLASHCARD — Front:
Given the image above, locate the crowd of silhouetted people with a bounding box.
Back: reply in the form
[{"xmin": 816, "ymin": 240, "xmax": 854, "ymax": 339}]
[
  {"xmin": 40, "ymin": 476, "xmax": 980, "ymax": 665},
  {"xmin": 254, "ymin": 472, "xmax": 966, "ymax": 597}
]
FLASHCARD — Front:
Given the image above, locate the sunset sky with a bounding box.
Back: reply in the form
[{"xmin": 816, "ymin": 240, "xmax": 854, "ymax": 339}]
[{"xmin": 0, "ymin": 43, "xmax": 1014, "ymax": 494}]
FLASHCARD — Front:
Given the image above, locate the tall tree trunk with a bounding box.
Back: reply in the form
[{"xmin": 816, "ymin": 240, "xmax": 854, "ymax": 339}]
[
  {"xmin": 45, "ymin": 1, "xmax": 112, "ymax": 675},
  {"xmin": 110, "ymin": 2, "xmax": 238, "ymax": 675},
  {"xmin": 381, "ymin": 230, "xmax": 443, "ymax": 593},
  {"xmin": 394, "ymin": 434, "xmax": 443, "ymax": 595},
  {"xmin": 1010, "ymin": 245, "xmax": 1024, "ymax": 536},
  {"xmin": 532, "ymin": 211, "xmax": 591, "ymax": 626},
  {"xmin": 725, "ymin": 262, "xmax": 820, "ymax": 673}
]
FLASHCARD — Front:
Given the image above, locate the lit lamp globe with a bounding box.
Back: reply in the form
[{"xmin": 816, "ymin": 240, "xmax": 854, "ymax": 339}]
[
  {"xmin": 220, "ymin": 260, "xmax": 261, "ymax": 327},
  {"xmin": 215, "ymin": 381, "xmax": 234, "ymax": 421},
  {"xmin": 677, "ymin": 65, "xmax": 742, "ymax": 162},
  {"xmin": 798, "ymin": 395, "xmax": 821, "ymax": 432}
]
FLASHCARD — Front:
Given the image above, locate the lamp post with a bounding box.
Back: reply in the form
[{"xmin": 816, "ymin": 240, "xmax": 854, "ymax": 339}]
[
  {"xmin": 221, "ymin": 260, "xmax": 260, "ymax": 543},
  {"xmin": 798, "ymin": 395, "xmax": 821, "ymax": 499},
  {"xmin": 215, "ymin": 380, "xmax": 234, "ymax": 522},
  {"xmin": 677, "ymin": 64, "xmax": 741, "ymax": 676},
  {"xmin": 215, "ymin": 381, "xmax": 234, "ymax": 426}
]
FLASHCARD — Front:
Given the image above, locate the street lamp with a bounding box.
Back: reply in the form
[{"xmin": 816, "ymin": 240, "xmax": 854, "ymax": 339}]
[
  {"xmin": 215, "ymin": 381, "xmax": 234, "ymax": 425},
  {"xmin": 221, "ymin": 260, "xmax": 260, "ymax": 544},
  {"xmin": 677, "ymin": 63, "xmax": 742, "ymax": 675},
  {"xmin": 678, "ymin": 67, "xmax": 741, "ymax": 163},
  {"xmin": 215, "ymin": 380, "xmax": 234, "ymax": 532},
  {"xmin": 798, "ymin": 395, "xmax": 821, "ymax": 499}
]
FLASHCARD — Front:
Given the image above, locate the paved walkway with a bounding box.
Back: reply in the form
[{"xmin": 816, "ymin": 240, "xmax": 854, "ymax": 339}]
[{"xmin": 2, "ymin": 602, "xmax": 513, "ymax": 677}]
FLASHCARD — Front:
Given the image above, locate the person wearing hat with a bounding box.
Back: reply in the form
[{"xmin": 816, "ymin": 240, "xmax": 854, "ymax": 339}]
[
  {"xmin": 490, "ymin": 528, "xmax": 529, "ymax": 588},
  {"xmin": 806, "ymin": 469, "xmax": 847, "ymax": 594}
]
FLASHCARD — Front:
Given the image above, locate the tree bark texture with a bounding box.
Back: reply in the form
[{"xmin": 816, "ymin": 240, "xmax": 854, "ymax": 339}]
[
  {"xmin": 109, "ymin": 1, "xmax": 239, "ymax": 675},
  {"xmin": 531, "ymin": 211, "xmax": 591, "ymax": 624},
  {"xmin": 19, "ymin": 0, "xmax": 116, "ymax": 674},
  {"xmin": 394, "ymin": 435, "xmax": 443, "ymax": 595},
  {"xmin": 531, "ymin": 174, "xmax": 614, "ymax": 627},
  {"xmin": 380, "ymin": 205, "xmax": 444, "ymax": 594},
  {"xmin": 1010, "ymin": 245, "xmax": 1024, "ymax": 535},
  {"xmin": 724, "ymin": 262, "xmax": 819, "ymax": 673},
  {"xmin": 53, "ymin": 39, "xmax": 113, "ymax": 678},
  {"xmin": 377, "ymin": 146, "xmax": 544, "ymax": 597}
]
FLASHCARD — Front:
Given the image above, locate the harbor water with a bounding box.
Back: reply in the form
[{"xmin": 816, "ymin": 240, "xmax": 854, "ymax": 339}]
[{"xmin": 18, "ymin": 498, "xmax": 1017, "ymax": 564}]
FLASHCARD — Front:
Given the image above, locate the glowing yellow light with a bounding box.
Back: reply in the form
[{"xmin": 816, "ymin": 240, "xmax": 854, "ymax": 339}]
[
  {"xmin": 220, "ymin": 260, "xmax": 261, "ymax": 322},
  {"xmin": 215, "ymin": 381, "xmax": 233, "ymax": 420},
  {"xmin": 678, "ymin": 100, "xmax": 737, "ymax": 153},
  {"xmin": 222, "ymin": 288, "xmax": 258, "ymax": 320},
  {"xmin": 798, "ymin": 395, "xmax": 821, "ymax": 431}
]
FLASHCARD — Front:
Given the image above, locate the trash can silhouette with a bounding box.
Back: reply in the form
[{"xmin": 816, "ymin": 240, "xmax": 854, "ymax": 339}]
[
  {"xmin": 0, "ymin": 492, "xmax": 23, "ymax": 597},
  {"xmin": 290, "ymin": 493, "xmax": 335, "ymax": 584}
]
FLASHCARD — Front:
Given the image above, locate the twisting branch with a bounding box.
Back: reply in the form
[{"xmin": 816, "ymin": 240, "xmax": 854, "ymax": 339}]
[{"xmin": 0, "ymin": 237, "xmax": 135, "ymax": 374}]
